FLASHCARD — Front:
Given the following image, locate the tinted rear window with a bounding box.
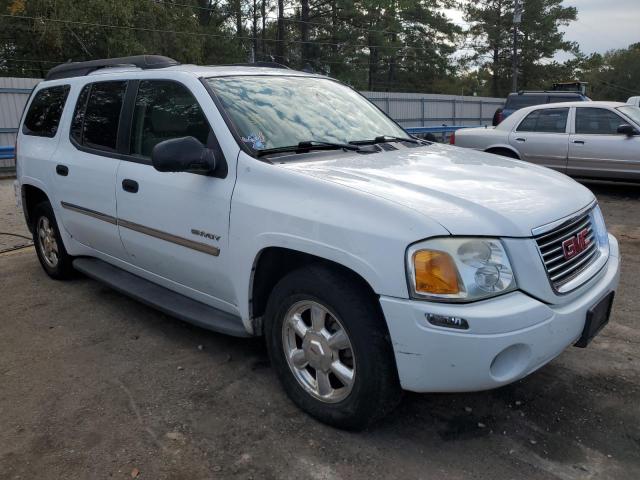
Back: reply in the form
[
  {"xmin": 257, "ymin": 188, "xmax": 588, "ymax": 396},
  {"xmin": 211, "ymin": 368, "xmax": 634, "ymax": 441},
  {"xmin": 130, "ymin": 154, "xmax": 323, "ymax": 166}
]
[
  {"xmin": 505, "ymin": 95, "xmax": 548, "ymax": 109},
  {"xmin": 71, "ymin": 81, "xmax": 127, "ymax": 152},
  {"xmin": 22, "ymin": 85, "xmax": 70, "ymax": 137},
  {"xmin": 517, "ymin": 108, "xmax": 569, "ymax": 133},
  {"xmin": 550, "ymin": 95, "xmax": 582, "ymax": 103}
]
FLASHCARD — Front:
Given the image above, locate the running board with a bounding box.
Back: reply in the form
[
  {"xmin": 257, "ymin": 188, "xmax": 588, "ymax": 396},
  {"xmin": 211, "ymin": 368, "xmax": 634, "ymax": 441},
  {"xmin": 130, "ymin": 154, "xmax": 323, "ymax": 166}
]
[{"xmin": 72, "ymin": 257, "xmax": 250, "ymax": 337}]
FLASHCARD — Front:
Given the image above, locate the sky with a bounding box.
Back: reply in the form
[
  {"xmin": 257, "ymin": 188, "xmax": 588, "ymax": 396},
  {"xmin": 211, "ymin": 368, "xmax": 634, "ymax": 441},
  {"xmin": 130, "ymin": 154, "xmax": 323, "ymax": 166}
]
[
  {"xmin": 446, "ymin": 0, "xmax": 638, "ymax": 61},
  {"xmin": 559, "ymin": 0, "xmax": 638, "ymax": 58}
]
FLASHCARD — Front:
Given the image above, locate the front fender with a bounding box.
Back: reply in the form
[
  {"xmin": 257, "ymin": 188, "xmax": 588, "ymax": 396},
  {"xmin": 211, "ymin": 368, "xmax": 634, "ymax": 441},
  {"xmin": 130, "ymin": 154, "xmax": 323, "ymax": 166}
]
[
  {"xmin": 227, "ymin": 154, "xmax": 449, "ymax": 330},
  {"xmin": 254, "ymin": 232, "xmax": 382, "ymax": 290}
]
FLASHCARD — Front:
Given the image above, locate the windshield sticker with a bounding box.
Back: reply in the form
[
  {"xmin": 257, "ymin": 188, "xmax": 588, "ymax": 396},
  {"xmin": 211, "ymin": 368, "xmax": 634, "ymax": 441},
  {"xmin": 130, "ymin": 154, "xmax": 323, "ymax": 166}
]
[{"xmin": 241, "ymin": 132, "xmax": 266, "ymax": 150}]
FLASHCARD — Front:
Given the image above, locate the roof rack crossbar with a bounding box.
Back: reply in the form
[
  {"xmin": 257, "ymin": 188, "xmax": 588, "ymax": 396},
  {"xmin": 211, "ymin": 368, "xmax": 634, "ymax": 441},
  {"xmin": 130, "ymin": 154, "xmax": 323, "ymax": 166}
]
[
  {"xmin": 45, "ymin": 55, "xmax": 179, "ymax": 81},
  {"xmin": 219, "ymin": 61, "xmax": 291, "ymax": 70}
]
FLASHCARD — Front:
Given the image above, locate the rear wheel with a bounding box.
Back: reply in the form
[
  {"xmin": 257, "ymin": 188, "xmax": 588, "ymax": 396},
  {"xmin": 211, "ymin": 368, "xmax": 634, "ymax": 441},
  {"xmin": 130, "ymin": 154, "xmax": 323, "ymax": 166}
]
[
  {"xmin": 264, "ymin": 264, "xmax": 401, "ymax": 430},
  {"xmin": 32, "ymin": 201, "xmax": 74, "ymax": 279}
]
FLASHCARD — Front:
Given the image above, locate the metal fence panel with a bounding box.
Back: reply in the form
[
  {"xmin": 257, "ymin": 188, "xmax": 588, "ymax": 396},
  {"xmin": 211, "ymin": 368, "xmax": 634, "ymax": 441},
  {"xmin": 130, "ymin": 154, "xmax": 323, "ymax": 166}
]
[{"xmin": 361, "ymin": 91, "xmax": 505, "ymax": 128}]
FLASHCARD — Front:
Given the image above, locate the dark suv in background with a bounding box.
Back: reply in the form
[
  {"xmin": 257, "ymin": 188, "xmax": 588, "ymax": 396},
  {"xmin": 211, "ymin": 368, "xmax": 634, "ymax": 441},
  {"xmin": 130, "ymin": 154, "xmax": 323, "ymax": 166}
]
[{"xmin": 493, "ymin": 82, "xmax": 591, "ymax": 125}]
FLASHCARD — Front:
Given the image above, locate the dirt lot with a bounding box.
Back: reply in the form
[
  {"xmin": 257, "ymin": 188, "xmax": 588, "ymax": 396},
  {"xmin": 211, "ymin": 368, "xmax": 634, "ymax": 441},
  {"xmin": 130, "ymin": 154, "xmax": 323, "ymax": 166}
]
[{"xmin": 1, "ymin": 178, "xmax": 639, "ymax": 479}]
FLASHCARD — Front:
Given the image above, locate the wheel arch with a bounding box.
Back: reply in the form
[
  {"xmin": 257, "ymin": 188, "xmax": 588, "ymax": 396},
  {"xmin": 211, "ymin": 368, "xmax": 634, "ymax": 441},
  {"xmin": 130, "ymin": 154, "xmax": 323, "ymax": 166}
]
[
  {"xmin": 21, "ymin": 183, "xmax": 51, "ymax": 233},
  {"xmin": 249, "ymin": 247, "xmax": 382, "ymax": 335},
  {"xmin": 485, "ymin": 145, "xmax": 521, "ymax": 159}
]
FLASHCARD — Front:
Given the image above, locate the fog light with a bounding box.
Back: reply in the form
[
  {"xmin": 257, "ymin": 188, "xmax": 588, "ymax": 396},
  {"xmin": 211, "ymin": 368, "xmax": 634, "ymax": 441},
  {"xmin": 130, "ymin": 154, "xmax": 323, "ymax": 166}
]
[{"xmin": 425, "ymin": 313, "xmax": 469, "ymax": 330}]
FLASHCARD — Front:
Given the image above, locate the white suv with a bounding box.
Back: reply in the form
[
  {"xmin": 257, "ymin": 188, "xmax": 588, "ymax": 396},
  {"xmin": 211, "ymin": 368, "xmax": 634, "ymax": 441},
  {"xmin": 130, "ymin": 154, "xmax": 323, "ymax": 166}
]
[{"xmin": 15, "ymin": 55, "xmax": 620, "ymax": 430}]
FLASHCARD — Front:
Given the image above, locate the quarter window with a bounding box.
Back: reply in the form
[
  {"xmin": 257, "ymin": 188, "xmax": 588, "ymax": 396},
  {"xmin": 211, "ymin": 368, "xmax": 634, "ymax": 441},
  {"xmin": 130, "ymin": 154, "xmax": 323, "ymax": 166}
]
[
  {"xmin": 70, "ymin": 84, "xmax": 90, "ymax": 144},
  {"xmin": 576, "ymin": 108, "xmax": 627, "ymax": 135},
  {"xmin": 23, "ymin": 85, "xmax": 70, "ymax": 137},
  {"xmin": 71, "ymin": 81, "xmax": 127, "ymax": 151},
  {"xmin": 130, "ymin": 80, "xmax": 212, "ymax": 157},
  {"xmin": 517, "ymin": 108, "xmax": 569, "ymax": 133}
]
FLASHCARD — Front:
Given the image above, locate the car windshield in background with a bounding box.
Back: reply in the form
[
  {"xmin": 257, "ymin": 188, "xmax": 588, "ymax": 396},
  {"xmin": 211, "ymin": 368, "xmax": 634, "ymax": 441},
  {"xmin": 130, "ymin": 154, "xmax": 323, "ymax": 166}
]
[
  {"xmin": 618, "ymin": 105, "xmax": 640, "ymax": 126},
  {"xmin": 206, "ymin": 75, "xmax": 406, "ymax": 152}
]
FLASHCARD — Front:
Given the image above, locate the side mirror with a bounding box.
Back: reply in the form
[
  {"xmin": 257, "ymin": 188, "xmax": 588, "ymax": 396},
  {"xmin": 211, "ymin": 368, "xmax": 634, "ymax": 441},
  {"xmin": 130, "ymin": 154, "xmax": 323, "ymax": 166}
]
[
  {"xmin": 151, "ymin": 136, "xmax": 216, "ymax": 173},
  {"xmin": 617, "ymin": 124, "xmax": 638, "ymax": 137}
]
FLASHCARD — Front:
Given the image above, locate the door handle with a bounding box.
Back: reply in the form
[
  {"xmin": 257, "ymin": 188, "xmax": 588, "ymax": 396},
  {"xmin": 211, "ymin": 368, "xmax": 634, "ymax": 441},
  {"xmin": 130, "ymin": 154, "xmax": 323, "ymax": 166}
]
[
  {"xmin": 56, "ymin": 164, "xmax": 69, "ymax": 176},
  {"xmin": 515, "ymin": 137, "xmax": 526, "ymax": 142},
  {"xmin": 122, "ymin": 179, "xmax": 139, "ymax": 193},
  {"xmin": 573, "ymin": 140, "xmax": 585, "ymax": 144}
]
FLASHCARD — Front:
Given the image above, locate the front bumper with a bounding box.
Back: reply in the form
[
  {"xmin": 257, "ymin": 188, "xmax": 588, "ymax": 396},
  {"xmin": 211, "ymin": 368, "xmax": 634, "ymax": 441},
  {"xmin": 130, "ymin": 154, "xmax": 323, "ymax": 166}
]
[{"xmin": 380, "ymin": 234, "xmax": 620, "ymax": 393}]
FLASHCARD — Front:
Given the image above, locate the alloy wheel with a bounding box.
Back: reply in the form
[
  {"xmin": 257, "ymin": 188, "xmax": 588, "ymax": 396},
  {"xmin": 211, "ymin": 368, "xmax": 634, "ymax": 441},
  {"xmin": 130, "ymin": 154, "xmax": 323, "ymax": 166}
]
[
  {"xmin": 37, "ymin": 216, "xmax": 59, "ymax": 268},
  {"xmin": 282, "ymin": 300, "xmax": 356, "ymax": 403}
]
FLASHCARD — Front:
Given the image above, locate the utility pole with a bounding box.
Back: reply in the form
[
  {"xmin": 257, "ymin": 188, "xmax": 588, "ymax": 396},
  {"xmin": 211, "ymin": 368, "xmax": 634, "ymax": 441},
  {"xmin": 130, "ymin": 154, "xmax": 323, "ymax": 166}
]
[{"xmin": 512, "ymin": 0, "xmax": 523, "ymax": 92}]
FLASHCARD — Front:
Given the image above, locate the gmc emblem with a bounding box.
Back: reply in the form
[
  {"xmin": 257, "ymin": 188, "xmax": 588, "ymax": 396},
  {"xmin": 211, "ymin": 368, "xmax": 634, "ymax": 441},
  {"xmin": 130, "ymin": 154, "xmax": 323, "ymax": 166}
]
[{"xmin": 562, "ymin": 228, "xmax": 591, "ymax": 260}]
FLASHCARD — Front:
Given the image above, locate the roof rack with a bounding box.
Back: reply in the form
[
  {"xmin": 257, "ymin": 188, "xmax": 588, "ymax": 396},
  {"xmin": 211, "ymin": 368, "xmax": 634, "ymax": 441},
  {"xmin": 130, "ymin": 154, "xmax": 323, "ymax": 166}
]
[
  {"xmin": 45, "ymin": 55, "xmax": 179, "ymax": 81},
  {"xmin": 515, "ymin": 90, "xmax": 584, "ymax": 95},
  {"xmin": 223, "ymin": 61, "xmax": 291, "ymax": 70}
]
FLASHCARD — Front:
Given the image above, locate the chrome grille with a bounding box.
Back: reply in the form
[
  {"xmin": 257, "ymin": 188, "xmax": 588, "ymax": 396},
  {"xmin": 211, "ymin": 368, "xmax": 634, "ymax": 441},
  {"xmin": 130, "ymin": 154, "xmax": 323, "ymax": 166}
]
[{"xmin": 534, "ymin": 211, "xmax": 599, "ymax": 290}]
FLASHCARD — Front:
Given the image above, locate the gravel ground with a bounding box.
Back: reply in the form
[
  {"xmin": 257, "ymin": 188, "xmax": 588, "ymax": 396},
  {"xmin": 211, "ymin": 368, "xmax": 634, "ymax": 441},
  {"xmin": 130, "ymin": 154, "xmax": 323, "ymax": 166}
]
[
  {"xmin": 0, "ymin": 178, "xmax": 31, "ymax": 251},
  {"xmin": 0, "ymin": 178, "xmax": 639, "ymax": 479}
]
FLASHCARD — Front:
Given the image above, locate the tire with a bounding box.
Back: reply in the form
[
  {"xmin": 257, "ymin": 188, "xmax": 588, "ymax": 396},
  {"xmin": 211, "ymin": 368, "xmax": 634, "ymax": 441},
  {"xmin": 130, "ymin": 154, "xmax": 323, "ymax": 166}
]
[
  {"xmin": 264, "ymin": 264, "xmax": 401, "ymax": 430},
  {"xmin": 32, "ymin": 201, "xmax": 74, "ymax": 279}
]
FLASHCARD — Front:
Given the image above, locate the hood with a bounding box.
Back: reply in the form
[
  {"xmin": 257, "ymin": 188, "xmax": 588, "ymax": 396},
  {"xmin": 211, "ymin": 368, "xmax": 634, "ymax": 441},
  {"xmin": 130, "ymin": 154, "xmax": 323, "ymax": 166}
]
[{"xmin": 278, "ymin": 144, "xmax": 595, "ymax": 237}]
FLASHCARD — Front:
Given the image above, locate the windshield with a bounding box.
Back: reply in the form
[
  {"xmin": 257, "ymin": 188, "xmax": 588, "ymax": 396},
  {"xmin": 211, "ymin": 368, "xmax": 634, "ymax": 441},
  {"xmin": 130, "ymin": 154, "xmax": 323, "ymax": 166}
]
[
  {"xmin": 206, "ymin": 75, "xmax": 406, "ymax": 151},
  {"xmin": 617, "ymin": 105, "xmax": 640, "ymax": 126}
]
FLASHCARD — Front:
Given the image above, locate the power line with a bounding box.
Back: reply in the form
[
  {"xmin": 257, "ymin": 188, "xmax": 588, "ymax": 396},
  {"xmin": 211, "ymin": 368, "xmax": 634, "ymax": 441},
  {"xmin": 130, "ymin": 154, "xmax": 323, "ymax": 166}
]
[
  {"xmin": 598, "ymin": 81, "xmax": 640, "ymax": 96},
  {"xmin": 153, "ymin": 0, "xmax": 468, "ymax": 36},
  {"xmin": 0, "ymin": 55, "xmax": 446, "ymax": 74},
  {"xmin": 0, "ymin": 14, "xmax": 462, "ymax": 53}
]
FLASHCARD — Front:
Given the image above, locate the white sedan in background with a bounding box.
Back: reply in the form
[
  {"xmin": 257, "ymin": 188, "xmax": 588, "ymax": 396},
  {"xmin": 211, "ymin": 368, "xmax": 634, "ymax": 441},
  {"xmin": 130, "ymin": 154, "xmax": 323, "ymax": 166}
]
[{"xmin": 452, "ymin": 101, "xmax": 640, "ymax": 181}]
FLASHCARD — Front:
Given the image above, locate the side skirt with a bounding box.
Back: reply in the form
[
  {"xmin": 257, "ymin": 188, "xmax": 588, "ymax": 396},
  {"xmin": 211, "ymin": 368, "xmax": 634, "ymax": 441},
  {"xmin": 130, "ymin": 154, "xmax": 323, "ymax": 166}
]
[{"xmin": 73, "ymin": 257, "xmax": 251, "ymax": 337}]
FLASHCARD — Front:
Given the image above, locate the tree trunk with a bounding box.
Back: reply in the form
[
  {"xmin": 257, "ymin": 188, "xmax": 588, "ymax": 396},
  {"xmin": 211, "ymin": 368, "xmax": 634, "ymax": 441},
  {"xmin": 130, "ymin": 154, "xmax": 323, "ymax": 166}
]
[
  {"xmin": 367, "ymin": 12, "xmax": 378, "ymax": 91},
  {"xmin": 491, "ymin": 0, "xmax": 503, "ymax": 97},
  {"xmin": 276, "ymin": 0, "xmax": 285, "ymax": 64},
  {"xmin": 387, "ymin": 3, "xmax": 397, "ymax": 89},
  {"xmin": 492, "ymin": 45, "xmax": 499, "ymax": 97},
  {"xmin": 261, "ymin": 0, "xmax": 266, "ymax": 58},
  {"xmin": 300, "ymin": 0, "xmax": 310, "ymax": 68},
  {"xmin": 330, "ymin": 0, "xmax": 338, "ymax": 59},
  {"xmin": 236, "ymin": 0, "xmax": 243, "ymax": 37},
  {"xmin": 368, "ymin": 42, "xmax": 377, "ymax": 90},
  {"xmin": 196, "ymin": 0, "xmax": 212, "ymax": 26},
  {"xmin": 252, "ymin": 0, "xmax": 258, "ymax": 60}
]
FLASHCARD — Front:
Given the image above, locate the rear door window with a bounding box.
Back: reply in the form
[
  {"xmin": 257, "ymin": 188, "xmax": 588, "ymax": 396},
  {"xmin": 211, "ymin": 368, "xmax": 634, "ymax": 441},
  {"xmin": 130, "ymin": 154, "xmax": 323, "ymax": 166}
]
[
  {"xmin": 129, "ymin": 80, "xmax": 212, "ymax": 157},
  {"xmin": 517, "ymin": 108, "xmax": 569, "ymax": 133},
  {"xmin": 22, "ymin": 85, "xmax": 70, "ymax": 137},
  {"xmin": 71, "ymin": 81, "xmax": 127, "ymax": 152},
  {"xmin": 575, "ymin": 108, "xmax": 627, "ymax": 135}
]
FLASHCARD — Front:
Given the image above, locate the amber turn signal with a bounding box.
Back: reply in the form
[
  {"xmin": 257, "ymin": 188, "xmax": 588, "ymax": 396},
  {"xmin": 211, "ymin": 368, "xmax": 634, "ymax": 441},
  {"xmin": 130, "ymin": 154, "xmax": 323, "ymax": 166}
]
[{"xmin": 413, "ymin": 250, "xmax": 460, "ymax": 294}]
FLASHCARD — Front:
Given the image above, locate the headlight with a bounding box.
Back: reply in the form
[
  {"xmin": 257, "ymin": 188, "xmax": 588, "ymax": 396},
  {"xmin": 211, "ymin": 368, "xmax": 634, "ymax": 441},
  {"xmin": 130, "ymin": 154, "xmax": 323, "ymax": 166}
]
[
  {"xmin": 590, "ymin": 205, "xmax": 610, "ymax": 258},
  {"xmin": 407, "ymin": 237, "xmax": 517, "ymax": 302}
]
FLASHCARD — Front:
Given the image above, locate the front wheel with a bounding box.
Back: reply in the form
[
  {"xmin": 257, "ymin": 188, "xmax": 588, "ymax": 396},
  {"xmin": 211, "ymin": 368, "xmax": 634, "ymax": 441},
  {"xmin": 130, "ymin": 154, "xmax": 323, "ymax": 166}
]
[{"xmin": 264, "ymin": 264, "xmax": 401, "ymax": 430}]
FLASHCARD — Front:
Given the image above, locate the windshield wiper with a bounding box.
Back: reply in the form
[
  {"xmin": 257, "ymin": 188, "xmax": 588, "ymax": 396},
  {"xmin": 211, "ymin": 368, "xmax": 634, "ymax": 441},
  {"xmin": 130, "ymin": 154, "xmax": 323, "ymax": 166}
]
[
  {"xmin": 256, "ymin": 140, "xmax": 362, "ymax": 157},
  {"xmin": 350, "ymin": 135, "xmax": 421, "ymax": 145}
]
